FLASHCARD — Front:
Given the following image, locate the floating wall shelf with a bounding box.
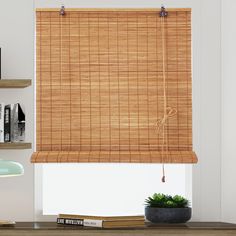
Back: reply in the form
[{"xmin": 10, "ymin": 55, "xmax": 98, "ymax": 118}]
[
  {"xmin": 0, "ymin": 143, "xmax": 32, "ymax": 150},
  {"xmin": 0, "ymin": 79, "xmax": 32, "ymax": 149},
  {"xmin": 0, "ymin": 79, "xmax": 32, "ymax": 88}
]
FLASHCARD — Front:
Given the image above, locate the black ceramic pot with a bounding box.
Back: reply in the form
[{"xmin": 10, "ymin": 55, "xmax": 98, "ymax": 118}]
[{"xmin": 145, "ymin": 207, "xmax": 191, "ymax": 223}]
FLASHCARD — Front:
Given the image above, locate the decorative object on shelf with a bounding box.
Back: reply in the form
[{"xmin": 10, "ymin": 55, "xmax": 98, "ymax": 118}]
[
  {"xmin": 0, "ymin": 159, "xmax": 24, "ymax": 225},
  {"xmin": 11, "ymin": 103, "xmax": 25, "ymax": 142},
  {"xmin": 145, "ymin": 193, "xmax": 191, "ymax": 223}
]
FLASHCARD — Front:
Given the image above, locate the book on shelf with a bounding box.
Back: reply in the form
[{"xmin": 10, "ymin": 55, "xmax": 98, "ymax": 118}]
[
  {"xmin": 4, "ymin": 104, "xmax": 11, "ymax": 142},
  {"xmin": 57, "ymin": 214, "xmax": 145, "ymax": 228},
  {"xmin": 0, "ymin": 103, "xmax": 4, "ymax": 142},
  {"xmin": 59, "ymin": 214, "xmax": 144, "ymax": 220},
  {"xmin": 2, "ymin": 103, "xmax": 25, "ymax": 143}
]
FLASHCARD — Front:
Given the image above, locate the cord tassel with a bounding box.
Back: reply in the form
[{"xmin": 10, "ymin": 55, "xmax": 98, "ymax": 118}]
[
  {"xmin": 162, "ymin": 175, "xmax": 165, "ymax": 183},
  {"xmin": 162, "ymin": 164, "xmax": 165, "ymax": 182}
]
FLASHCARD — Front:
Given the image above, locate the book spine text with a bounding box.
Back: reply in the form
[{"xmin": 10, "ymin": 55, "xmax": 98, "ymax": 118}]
[
  {"xmin": 0, "ymin": 103, "xmax": 4, "ymax": 142},
  {"xmin": 57, "ymin": 218, "xmax": 83, "ymax": 226},
  {"xmin": 57, "ymin": 218, "xmax": 103, "ymax": 227},
  {"xmin": 4, "ymin": 106, "xmax": 10, "ymax": 142}
]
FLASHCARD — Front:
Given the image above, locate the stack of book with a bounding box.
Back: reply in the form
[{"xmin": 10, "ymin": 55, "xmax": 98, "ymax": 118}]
[
  {"xmin": 0, "ymin": 103, "xmax": 25, "ymax": 143},
  {"xmin": 57, "ymin": 214, "xmax": 145, "ymax": 228}
]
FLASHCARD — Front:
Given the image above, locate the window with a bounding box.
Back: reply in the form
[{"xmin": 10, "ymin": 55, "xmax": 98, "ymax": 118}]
[
  {"xmin": 42, "ymin": 164, "xmax": 190, "ymax": 215},
  {"xmin": 33, "ymin": 8, "xmax": 195, "ymax": 218}
]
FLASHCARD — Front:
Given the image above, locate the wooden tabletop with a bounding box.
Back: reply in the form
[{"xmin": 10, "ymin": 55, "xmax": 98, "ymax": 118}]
[{"xmin": 0, "ymin": 222, "xmax": 236, "ymax": 230}]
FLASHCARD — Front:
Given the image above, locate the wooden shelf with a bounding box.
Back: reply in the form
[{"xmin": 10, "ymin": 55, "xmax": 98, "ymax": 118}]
[
  {"xmin": 0, "ymin": 142, "xmax": 32, "ymax": 149},
  {"xmin": 0, "ymin": 79, "xmax": 31, "ymax": 88}
]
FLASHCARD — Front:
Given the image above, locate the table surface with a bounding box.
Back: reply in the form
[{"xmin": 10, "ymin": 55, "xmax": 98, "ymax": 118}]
[{"xmin": 0, "ymin": 222, "xmax": 236, "ymax": 230}]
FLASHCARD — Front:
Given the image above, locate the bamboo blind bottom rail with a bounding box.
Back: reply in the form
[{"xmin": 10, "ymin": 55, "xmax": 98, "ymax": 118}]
[
  {"xmin": 0, "ymin": 143, "xmax": 32, "ymax": 149},
  {"xmin": 0, "ymin": 79, "xmax": 32, "ymax": 88},
  {"xmin": 31, "ymin": 151, "xmax": 197, "ymax": 163}
]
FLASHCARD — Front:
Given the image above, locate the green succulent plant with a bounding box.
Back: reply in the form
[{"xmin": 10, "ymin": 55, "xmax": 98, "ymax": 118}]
[{"xmin": 145, "ymin": 193, "xmax": 189, "ymax": 208}]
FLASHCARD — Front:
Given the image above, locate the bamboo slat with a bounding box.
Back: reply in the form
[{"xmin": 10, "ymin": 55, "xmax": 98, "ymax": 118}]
[{"xmin": 31, "ymin": 9, "xmax": 197, "ymax": 163}]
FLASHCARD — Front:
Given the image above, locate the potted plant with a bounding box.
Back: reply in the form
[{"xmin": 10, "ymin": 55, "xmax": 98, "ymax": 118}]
[{"xmin": 145, "ymin": 193, "xmax": 191, "ymax": 223}]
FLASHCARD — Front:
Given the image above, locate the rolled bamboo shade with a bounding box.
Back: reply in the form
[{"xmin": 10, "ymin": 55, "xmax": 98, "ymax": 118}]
[{"xmin": 31, "ymin": 8, "xmax": 197, "ymax": 163}]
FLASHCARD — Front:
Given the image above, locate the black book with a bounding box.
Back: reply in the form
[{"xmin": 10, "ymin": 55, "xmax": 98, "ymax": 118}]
[
  {"xmin": 4, "ymin": 105, "xmax": 11, "ymax": 142},
  {"xmin": 57, "ymin": 218, "xmax": 83, "ymax": 226},
  {"xmin": 0, "ymin": 103, "xmax": 4, "ymax": 142}
]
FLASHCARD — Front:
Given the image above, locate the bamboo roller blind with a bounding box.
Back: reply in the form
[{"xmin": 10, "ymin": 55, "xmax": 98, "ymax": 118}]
[{"xmin": 31, "ymin": 8, "xmax": 198, "ymax": 163}]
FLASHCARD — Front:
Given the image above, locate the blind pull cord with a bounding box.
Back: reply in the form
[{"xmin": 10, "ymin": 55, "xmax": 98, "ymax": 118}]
[{"xmin": 155, "ymin": 6, "xmax": 177, "ymax": 183}]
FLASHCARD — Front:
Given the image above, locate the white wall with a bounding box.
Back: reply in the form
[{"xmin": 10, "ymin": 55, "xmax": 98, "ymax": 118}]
[
  {"xmin": 0, "ymin": 0, "xmax": 35, "ymax": 221},
  {"xmin": 191, "ymin": 0, "xmax": 222, "ymax": 221},
  {"xmin": 0, "ymin": 0, "xmax": 222, "ymax": 222},
  {"xmin": 221, "ymin": 0, "xmax": 236, "ymax": 224}
]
